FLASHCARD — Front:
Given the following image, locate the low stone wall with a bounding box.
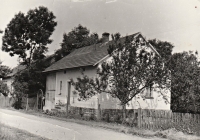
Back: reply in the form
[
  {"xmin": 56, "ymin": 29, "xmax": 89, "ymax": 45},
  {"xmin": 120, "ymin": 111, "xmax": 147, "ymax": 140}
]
[
  {"xmin": 69, "ymin": 106, "xmax": 138, "ymax": 126},
  {"xmin": 69, "ymin": 106, "xmax": 97, "ymax": 120}
]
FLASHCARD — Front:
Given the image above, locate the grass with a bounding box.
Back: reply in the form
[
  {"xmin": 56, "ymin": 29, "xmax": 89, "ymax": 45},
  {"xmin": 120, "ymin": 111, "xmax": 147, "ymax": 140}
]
[
  {"xmin": 4, "ymin": 107, "xmax": 200, "ymax": 140},
  {"xmin": 0, "ymin": 123, "xmax": 49, "ymax": 140}
]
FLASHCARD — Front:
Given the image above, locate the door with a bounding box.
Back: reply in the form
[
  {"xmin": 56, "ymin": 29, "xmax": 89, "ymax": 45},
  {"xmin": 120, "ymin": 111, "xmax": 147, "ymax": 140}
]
[{"xmin": 46, "ymin": 73, "xmax": 56, "ymax": 109}]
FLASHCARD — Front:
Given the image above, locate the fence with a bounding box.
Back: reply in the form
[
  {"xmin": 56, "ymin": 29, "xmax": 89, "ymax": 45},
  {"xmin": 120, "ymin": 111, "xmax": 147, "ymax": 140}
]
[
  {"xmin": 138, "ymin": 108, "xmax": 200, "ymax": 135},
  {"xmin": 68, "ymin": 106, "xmax": 200, "ymax": 135},
  {"xmin": 0, "ymin": 96, "xmax": 14, "ymax": 107},
  {"xmin": 0, "ymin": 95, "xmax": 43, "ymax": 110},
  {"xmin": 21, "ymin": 97, "xmax": 42, "ymax": 110}
]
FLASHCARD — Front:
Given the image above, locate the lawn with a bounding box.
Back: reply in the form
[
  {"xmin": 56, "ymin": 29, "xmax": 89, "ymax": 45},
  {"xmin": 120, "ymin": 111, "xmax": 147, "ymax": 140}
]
[{"xmin": 0, "ymin": 123, "xmax": 49, "ymax": 140}]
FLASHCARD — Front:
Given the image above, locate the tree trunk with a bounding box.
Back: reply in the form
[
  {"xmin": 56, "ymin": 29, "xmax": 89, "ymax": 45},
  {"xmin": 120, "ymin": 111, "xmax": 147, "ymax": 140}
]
[
  {"xmin": 26, "ymin": 65, "xmax": 31, "ymax": 111},
  {"xmin": 36, "ymin": 93, "xmax": 38, "ymax": 110},
  {"xmin": 41, "ymin": 89, "xmax": 43, "ymax": 110},
  {"xmin": 26, "ymin": 94, "xmax": 29, "ymax": 110},
  {"xmin": 122, "ymin": 104, "xmax": 126, "ymax": 120},
  {"xmin": 4, "ymin": 96, "xmax": 6, "ymax": 107}
]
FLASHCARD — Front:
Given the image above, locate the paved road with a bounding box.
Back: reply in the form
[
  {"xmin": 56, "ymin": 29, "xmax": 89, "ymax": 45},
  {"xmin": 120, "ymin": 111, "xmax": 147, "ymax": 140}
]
[{"xmin": 0, "ymin": 109, "xmax": 162, "ymax": 140}]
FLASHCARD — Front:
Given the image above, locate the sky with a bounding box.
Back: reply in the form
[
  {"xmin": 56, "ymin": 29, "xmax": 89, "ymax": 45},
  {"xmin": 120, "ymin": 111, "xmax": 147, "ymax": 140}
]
[{"xmin": 1, "ymin": 0, "xmax": 200, "ymax": 68}]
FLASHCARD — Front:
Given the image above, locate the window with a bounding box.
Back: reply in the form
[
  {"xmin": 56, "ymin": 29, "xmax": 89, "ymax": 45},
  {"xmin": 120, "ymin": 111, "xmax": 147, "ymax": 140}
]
[
  {"xmin": 145, "ymin": 82, "xmax": 154, "ymax": 99},
  {"xmin": 108, "ymin": 75, "xmax": 115, "ymax": 89}
]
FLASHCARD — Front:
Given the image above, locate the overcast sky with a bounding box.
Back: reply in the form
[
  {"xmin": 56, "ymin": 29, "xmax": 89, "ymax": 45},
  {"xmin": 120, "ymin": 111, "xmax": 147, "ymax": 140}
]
[{"xmin": 1, "ymin": 0, "xmax": 200, "ymax": 68}]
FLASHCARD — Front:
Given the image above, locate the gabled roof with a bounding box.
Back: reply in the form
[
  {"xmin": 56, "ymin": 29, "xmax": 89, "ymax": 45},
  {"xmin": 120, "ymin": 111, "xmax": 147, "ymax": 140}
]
[{"xmin": 44, "ymin": 32, "xmax": 158, "ymax": 73}]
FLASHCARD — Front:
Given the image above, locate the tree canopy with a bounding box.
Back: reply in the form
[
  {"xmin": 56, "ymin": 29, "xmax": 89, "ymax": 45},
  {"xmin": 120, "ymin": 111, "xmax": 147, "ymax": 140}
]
[
  {"xmin": 0, "ymin": 61, "xmax": 10, "ymax": 96},
  {"xmin": 55, "ymin": 24, "xmax": 99, "ymax": 61},
  {"xmin": 169, "ymin": 51, "xmax": 200, "ymax": 113},
  {"xmin": 0, "ymin": 80, "xmax": 9, "ymax": 96},
  {"xmin": 12, "ymin": 57, "xmax": 53, "ymax": 97},
  {"xmin": 0, "ymin": 61, "xmax": 11, "ymax": 78},
  {"xmin": 2, "ymin": 6, "xmax": 57, "ymax": 66},
  {"xmin": 148, "ymin": 39, "xmax": 174, "ymax": 62},
  {"xmin": 1, "ymin": 6, "xmax": 57, "ymax": 110}
]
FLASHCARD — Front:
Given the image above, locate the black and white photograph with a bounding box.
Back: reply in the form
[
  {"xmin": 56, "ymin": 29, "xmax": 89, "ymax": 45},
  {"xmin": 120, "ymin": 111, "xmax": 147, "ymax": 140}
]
[{"xmin": 0, "ymin": 0, "xmax": 200, "ymax": 139}]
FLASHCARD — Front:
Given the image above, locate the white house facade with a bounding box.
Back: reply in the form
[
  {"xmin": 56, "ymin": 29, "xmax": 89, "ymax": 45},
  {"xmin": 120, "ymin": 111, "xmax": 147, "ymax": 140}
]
[{"xmin": 43, "ymin": 32, "xmax": 171, "ymax": 111}]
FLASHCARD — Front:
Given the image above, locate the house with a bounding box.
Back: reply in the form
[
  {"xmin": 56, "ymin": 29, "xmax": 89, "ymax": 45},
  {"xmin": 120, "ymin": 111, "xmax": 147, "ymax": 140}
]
[{"xmin": 43, "ymin": 32, "xmax": 171, "ymax": 111}]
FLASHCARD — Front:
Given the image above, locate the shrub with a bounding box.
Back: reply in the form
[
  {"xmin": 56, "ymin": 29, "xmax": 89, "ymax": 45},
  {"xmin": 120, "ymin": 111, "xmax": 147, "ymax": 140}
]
[{"xmin": 12, "ymin": 98, "xmax": 22, "ymax": 109}]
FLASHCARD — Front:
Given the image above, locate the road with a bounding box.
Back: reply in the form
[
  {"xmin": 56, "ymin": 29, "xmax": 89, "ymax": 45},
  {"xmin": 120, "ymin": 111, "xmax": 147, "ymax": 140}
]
[{"xmin": 0, "ymin": 109, "xmax": 162, "ymax": 140}]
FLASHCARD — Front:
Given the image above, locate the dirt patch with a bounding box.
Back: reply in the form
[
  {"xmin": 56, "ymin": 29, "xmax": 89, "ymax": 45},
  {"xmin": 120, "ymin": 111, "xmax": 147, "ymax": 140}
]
[{"xmin": 155, "ymin": 128, "xmax": 200, "ymax": 140}]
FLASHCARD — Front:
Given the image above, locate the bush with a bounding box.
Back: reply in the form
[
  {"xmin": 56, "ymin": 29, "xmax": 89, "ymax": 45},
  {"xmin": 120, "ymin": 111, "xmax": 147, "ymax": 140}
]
[
  {"xmin": 102, "ymin": 113, "xmax": 110, "ymax": 122},
  {"xmin": 12, "ymin": 98, "xmax": 22, "ymax": 109},
  {"xmin": 113, "ymin": 114, "xmax": 122, "ymax": 123},
  {"xmin": 89, "ymin": 113, "xmax": 96, "ymax": 120}
]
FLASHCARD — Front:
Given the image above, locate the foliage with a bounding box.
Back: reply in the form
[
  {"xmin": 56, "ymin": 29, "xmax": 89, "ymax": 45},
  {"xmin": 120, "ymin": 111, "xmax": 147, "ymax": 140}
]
[
  {"xmin": 148, "ymin": 39, "xmax": 174, "ymax": 62},
  {"xmin": 0, "ymin": 61, "xmax": 11, "ymax": 96},
  {"xmin": 11, "ymin": 56, "xmax": 53, "ymax": 109},
  {"xmin": 12, "ymin": 98, "xmax": 23, "ymax": 109},
  {"xmin": 2, "ymin": 6, "xmax": 57, "ymax": 66},
  {"xmin": 12, "ymin": 56, "xmax": 53, "ymax": 98},
  {"xmin": 0, "ymin": 80, "xmax": 9, "ymax": 96},
  {"xmin": 2, "ymin": 6, "xmax": 56, "ymax": 109},
  {"xmin": 55, "ymin": 24, "xmax": 99, "ymax": 61},
  {"xmin": 71, "ymin": 33, "xmax": 170, "ymax": 112},
  {"xmin": 0, "ymin": 61, "xmax": 11, "ymax": 78},
  {"xmin": 169, "ymin": 51, "xmax": 200, "ymax": 113}
]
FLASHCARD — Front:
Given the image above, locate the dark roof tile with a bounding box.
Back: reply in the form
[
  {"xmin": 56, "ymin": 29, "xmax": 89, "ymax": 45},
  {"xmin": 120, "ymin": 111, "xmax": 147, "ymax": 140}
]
[{"xmin": 44, "ymin": 32, "xmax": 141, "ymax": 72}]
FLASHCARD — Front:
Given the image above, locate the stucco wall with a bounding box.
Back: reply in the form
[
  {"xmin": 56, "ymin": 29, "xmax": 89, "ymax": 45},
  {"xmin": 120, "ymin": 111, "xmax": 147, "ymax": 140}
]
[
  {"xmin": 127, "ymin": 88, "xmax": 171, "ymax": 110},
  {"xmin": 45, "ymin": 65, "xmax": 171, "ymax": 111},
  {"xmin": 54, "ymin": 66, "xmax": 98, "ymax": 109}
]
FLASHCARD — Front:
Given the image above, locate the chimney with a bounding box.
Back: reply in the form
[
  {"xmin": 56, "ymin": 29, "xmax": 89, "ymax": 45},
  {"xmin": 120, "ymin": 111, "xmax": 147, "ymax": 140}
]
[{"xmin": 101, "ymin": 32, "xmax": 110, "ymax": 43}]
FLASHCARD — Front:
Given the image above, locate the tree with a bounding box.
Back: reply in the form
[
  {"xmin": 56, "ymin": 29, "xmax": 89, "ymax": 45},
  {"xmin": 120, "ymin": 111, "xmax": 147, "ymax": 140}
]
[
  {"xmin": 11, "ymin": 55, "xmax": 54, "ymax": 109},
  {"xmin": 0, "ymin": 81, "xmax": 9, "ymax": 96},
  {"xmin": 71, "ymin": 33, "xmax": 170, "ymax": 119},
  {"xmin": 148, "ymin": 39, "xmax": 174, "ymax": 62},
  {"xmin": 2, "ymin": 6, "xmax": 57, "ymax": 110},
  {"xmin": 0, "ymin": 61, "xmax": 11, "ymax": 78},
  {"xmin": 169, "ymin": 51, "xmax": 200, "ymax": 113},
  {"xmin": 0, "ymin": 61, "xmax": 10, "ymax": 96},
  {"xmin": 2, "ymin": 6, "xmax": 57, "ymax": 66},
  {"xmin": 55, "ymin": 24, "xmax": 99, "ymax": 61}
]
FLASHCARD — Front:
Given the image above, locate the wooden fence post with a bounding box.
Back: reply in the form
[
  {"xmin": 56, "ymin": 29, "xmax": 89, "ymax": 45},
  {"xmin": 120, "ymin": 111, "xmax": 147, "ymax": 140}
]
[
  {"xmin": 96, "ymin": 101, "xmax": 101, "ymax": 121},
  {"xmin": 138, "ymin": 108, "xmax": 142, "ymax": 128}
]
